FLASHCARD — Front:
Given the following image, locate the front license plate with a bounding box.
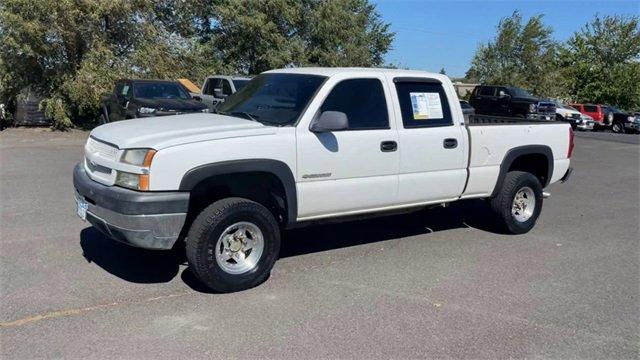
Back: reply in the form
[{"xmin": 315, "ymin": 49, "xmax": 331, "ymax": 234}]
[
  {"xmin": 545, "ymin": 116, "xmax": 551, "ymax": 121},
  {"xmin": 76, "ymin": 198, "xmax": 88, "ymax": 221}
]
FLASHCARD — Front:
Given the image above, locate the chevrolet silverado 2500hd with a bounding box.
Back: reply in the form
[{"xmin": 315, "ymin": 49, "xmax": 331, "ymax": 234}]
[{"xmin": 74, "ymin": 68, "xmax": 573, "ymax": 292}]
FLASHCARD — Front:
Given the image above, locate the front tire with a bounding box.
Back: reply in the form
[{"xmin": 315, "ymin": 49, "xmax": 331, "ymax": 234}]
[
  {"xmin": 612, "ymin": 121, "xmax": 624, "ymax": 134},
  {"xmin": 186, "ymin": 198, "xmax": 281, "ymax": 292},
  {"xmin": 490, "ymin": 171, "xmax": 543, "ymax": 234}
]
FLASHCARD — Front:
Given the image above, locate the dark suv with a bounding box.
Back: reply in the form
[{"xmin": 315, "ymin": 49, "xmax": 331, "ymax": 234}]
[
  {"xmin": 99, "ymin": 79, "xmax": 208, "ymax": 123},
  {"xmin": 469, "ymin": 85, "xmax": 556, "ymax": 120}
]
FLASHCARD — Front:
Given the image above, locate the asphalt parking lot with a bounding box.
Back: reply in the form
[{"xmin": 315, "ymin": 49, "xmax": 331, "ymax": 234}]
[{"xmin": 1, "ymin": 128, "xmax": 638, "ymax": 359}]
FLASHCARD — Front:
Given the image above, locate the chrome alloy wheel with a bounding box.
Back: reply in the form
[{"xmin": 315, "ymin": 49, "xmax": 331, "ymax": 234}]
[
  {"xmin": 511, "ymin": 186, "xmax": 536, "ymax": 222},
  {"xmin": 215, "ymin": 222, "xmax": 264, "ymax": 275}
]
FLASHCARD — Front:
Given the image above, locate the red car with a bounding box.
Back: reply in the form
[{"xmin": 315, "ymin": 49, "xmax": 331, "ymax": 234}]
[{"xmin": 571, "ymin": 103, "xmax": 613, "ymax": 126}]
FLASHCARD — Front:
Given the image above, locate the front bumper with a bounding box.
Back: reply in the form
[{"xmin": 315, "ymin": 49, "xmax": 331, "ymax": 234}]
[
  {"xmin": 624, "ymin": 122, "xmax": 640, "ymax": 131},
  {"xmin": 73, "ymin": 163, "xmax": 189, "ymax": 250},
  {"xmin": 576, "ymin": 121, "xmax": 595, "ymax": 130}
]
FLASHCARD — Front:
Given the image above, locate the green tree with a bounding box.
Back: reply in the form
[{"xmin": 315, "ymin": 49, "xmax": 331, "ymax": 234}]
[
  {"xmin": 0, "ymin": 0, "xmax": 392, "ymax": 129},
  {"xmin": 466, "ymin": 11, "xmax": 563, "ymax": 97},
  {"xmin": 560, "ymin": 15, "xmax": 640, "ymax": 110},
  {"xmin": 213, "ymin": 0, "xmax": 394, "ymax": 74}
]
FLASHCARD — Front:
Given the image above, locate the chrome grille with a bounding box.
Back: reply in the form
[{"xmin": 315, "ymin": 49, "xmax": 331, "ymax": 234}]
[
  {"xmin": 86, "ymin": 137, "xmax": 118, "ymax": 161},
  {"xmin": 536, "ymin": 102, "xmax": 556, "ymax": 114}
]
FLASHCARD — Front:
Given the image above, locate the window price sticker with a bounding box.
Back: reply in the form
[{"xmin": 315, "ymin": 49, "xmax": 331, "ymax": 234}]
[{"xmin": 410, "ymin": 92, "xmax": 443, "ymax": 120}]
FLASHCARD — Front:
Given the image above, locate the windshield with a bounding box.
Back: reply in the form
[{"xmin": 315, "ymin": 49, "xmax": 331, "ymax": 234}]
[
  {"xmin": 232, "ymin": 79, "xmax": 250, "ymax": 91},
  {"xmin": 561, "ymin": 104, "xmax": 577, "ymax": 110},
  {"xmin": 133, "ymin": 82, "xmax": 191, "ymax": 100},
  {"xmin": 508, "ymin": 87, "xmax": 533, "ymax": 97},
  {"xmin": 217, "ymin": 73, "xmax": 326, "ymax": 126}
]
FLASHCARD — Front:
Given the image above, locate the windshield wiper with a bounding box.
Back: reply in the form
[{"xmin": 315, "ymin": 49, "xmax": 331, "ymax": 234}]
[
  {"xmin": 229, "ymin": 111, "xmax": 259, "ymax": 122},
  {"xmin": 217, "ymin": 109, "xmax": 283, "ymax": 126}
]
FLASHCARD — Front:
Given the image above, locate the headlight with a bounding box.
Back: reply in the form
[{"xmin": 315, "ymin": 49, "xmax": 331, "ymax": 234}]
[
  {"xmin": 116, "ymin": 149, "xmax": 156, "ymax": 190},
  {"xmin": 120, "ymin": 149, "xmax": 156, "ymax": 166},
  {"xmin": 115, "ymin": 171, "xmax": 145, "ymax": 190},
  {"xmin": 201, "ymin": 108, "xmax": 210, "ymax": 113},
  {"xmin": 529, "ymin": 103, "xmax": 536, "ymax": 113},
  {"xmin": 138, "ymin": 107, "xmax": 157, "ymax": 114}
]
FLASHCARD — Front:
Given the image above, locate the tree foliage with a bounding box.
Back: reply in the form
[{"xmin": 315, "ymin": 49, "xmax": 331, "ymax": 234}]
[
  {"xmin": 467, "ymin": 12, "xmax": 640, "ymax": 110},
  {"xmin": 0, "ymin": 0, "xmax": 393, "ymax": 129},
  {"xmin": 561, "ymin": 15, "xmax": 640, "ymax": 110},
  {"xmin": 466, "ymin": 11, "xmax": 562, "ymax": 97}
]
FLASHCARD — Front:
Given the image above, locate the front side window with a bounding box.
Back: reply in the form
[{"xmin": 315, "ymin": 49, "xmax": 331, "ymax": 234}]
[
  {"xmin": 217, "ymin": 73, "xmax": 326, "ymax": 126},
  {"xmin": 133, "ymin": 82, "xmax": 190, "ymax": 100},
  {"xmin": 395, "ymin": 81, "xmax": 453, "ymax": 128},
  {"xmin": 319, "ymin": 78, "xmax": 389, "ymax": 130}
]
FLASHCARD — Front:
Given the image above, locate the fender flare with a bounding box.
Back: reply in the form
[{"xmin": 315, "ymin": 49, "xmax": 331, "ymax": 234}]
[
  {"xmin": 490, "ymin": 145, "xmax": 553, "ymax": 197},
  {"xmin": 179, "ymin": 159, "xmax": 297, "ymax": 227}
]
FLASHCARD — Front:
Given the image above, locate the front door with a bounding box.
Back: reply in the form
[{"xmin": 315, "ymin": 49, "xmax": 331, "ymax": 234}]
[{"xmin": 296, "ymin": 77, "xmax": 399, "ymax": 220}]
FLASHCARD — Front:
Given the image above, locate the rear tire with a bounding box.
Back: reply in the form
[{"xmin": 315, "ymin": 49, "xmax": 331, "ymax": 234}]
[
  {"xmin": 490, "ymin": 171, "xmax": 543, "ymax": 234},
  {"xmin": 186, "ymin": 198, "xmax": 281, "ymax": 292}
]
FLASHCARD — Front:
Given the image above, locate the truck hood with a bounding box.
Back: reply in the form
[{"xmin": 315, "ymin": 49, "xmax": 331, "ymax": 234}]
[{"xmin": 91, "ymin": 114, "xmax": 276, "ymax": 150}]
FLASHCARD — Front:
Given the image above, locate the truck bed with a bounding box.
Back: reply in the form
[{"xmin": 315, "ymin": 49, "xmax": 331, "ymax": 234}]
[{"xmin": 461, "ymin": 116, "xmax": 571, "ymax": 199}]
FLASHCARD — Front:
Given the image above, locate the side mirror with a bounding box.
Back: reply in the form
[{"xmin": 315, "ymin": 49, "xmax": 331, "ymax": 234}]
[
  {"xmin": 499, "ymin": 92, "xmax": 511, "ymax": 99},
  {"xmin": 310, "ymin": 111, "xmax": 349, "ymax": 132},
  {"xmin": 213, "ymin": 88, "xmax": 227, "ymax": 99},
  {"xmin": 192, "ymin": 95, "xmax": 202, "ymax": 101}
]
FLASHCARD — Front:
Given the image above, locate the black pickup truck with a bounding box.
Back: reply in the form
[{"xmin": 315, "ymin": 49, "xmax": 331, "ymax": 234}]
[
  {"xmin": 99, "ymin": 79, "xmax": 207, "ymax": 123},
  {"xmin": 469, "ymin": 85, "xmax": 556, "ymax": 121}
]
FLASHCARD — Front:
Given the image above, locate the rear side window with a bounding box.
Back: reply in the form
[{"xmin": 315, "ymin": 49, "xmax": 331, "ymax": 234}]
[
  {"xmin": 320, "ymin": 78, "xmax": 389, "ymax": 130},
  {"xmin": 584, "ymin": 105, "xmax": 598, "ymax": 112},
  {"xmin": 479, "ymin": 86, "xmax": 495, "ymax": 96},
  {"xmin": 395, "ymin": 81, "xmax": 453, "ymax": 128}
]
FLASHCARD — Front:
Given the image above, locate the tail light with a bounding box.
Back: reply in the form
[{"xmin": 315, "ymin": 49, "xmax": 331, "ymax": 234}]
[{"xmin": 568, "ymin": 127, "xmax": 575, "ymax": 158}]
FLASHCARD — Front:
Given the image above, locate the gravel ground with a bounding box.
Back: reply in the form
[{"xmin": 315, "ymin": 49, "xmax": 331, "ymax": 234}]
[{"xmin": 1, "ymin": 127, "xmax": 638, "ymax": 359}]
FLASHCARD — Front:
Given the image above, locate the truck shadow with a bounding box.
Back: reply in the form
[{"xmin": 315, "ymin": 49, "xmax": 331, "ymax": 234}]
[
  {"xmin": 279, "ymin": 199, "xmax": 505, "ymax": 258},
  {"xmin": 80, "ymin": 199, "xmax": 505, "ymax": 291},
  {"xmin": 80, "ymin": 228, "xmax": 182, "ymax": 284}
]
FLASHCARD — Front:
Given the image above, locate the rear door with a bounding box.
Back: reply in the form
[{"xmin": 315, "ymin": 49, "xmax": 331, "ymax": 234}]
[
  {"xmin": 296, "ymin": 76, "xmax": 399, "ymax": 219},
  {"xmin": 391, "ymin": 78, "xmax": 468, "ymax": 204}
]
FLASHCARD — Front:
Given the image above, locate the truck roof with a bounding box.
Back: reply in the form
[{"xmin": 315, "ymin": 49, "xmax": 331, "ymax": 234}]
[{"xmin": 264, "ymin": 67, "xmax": 447, "ymax": 80}]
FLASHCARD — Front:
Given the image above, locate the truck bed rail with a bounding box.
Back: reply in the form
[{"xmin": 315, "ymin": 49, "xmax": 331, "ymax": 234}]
[{"xmin": 467, "ymin": 114, "xmax": 560, "ymax": 126}]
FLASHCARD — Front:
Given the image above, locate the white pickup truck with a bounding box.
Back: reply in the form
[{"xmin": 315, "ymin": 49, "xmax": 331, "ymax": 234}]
[{"xmin": 74, "ymin": 68, "xmax": 573, "ymax": 292}]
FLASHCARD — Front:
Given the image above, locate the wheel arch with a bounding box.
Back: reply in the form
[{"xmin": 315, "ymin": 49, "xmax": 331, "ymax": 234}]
[
  {"xmin": 179, "ymin": 159, "xmax": 297, "ymax": 228},
  {"xmin": 491, "ymin": 145, "xmax": 553, "ymax": 197}
]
